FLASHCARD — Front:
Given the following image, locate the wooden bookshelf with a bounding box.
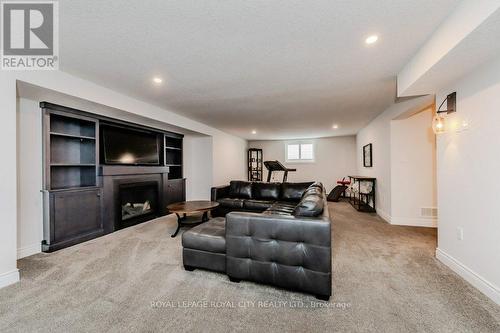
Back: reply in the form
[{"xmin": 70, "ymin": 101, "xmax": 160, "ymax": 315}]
[
  {"xmin": 40, "ymin": 102, "xmax": 186, "ymax": 252},
  {"xmin": 248, "ymin": 148, "xmax": 263, "ymax": 181},
  {"xmin": 164, "ymin": 135, "xmax": 183, "ymax": 180},
  {"xmin": 46, "ymin": 113, "xmax": 98, "ymax": 190}
]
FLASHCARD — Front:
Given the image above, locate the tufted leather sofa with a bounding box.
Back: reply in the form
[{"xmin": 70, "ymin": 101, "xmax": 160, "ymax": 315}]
[
  {"xmin": 225, "ymin": 185, "xmax": 331, "ymax": 300},
  {"xmin": 182, "ymin": 217, "xmax": 227, "ymax": 273},
  {"xmin": 211, "ymin": 181, "xmax": 316, "ymax": 217},
  {"xmin": 183, "ymin": 181, "xmax": 332, "ymax": 300}
]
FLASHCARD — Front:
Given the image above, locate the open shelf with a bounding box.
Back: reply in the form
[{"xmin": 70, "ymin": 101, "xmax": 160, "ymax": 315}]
[
  {"xmin": 165, "ymin": 152, "xmax": 182, "ymax": 166},
  {"xmin": 47, "ymin": 112, "xmax": 97, "ymax": 190},
  {"xmin": 51, "ymin": 163, "xmax": 96, "ymax": 167},
  {"xmin": 50, "ymin": 114, "xmax": 96, "ymax": 138},
  {"xmin": 165, "ymin": 137, "xmax": 182, "ymax": 149},
  {"xmin": 50, "ymin": 166, "xmax": 97, "ymax": 190},
  {"xmin": 164, "ymin": 135, "xmax": 183, "ymax": 179},
  {"xmin": 168, "ymin": 165, "xmax": 183, "ymax": 180},
  {"xmin": 50, "ymin": 135, "xmax": 96, "ymax": 165},
  {"xmin": 50, "ymin": 132, "xmax": 96, "ymax": 140}
]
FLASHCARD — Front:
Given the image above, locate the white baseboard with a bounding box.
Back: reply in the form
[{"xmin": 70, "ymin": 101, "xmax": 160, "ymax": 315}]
[
  {"xmin": 377, "ymin": 209, "xmax": 391, "ymax": 223},
  {"xmin": 377, "ymin": 208, "xmax": 437, "ymax": 228},
  {"xmin": 436, "ymin": 248, "xmax": 500, "ymax": 305},
  {"xmin": 390, "ymin": 216, "xmax": 437, "ymax": 228},
  {"xmin": 377, "ymin": 209, "xmax": 437, "ymax": 228},
  {"xmin": 0, "ymin": 269, "xmax": 20, "ymax": 289},
  {"xmin": 17, "ymin": 243, "xmax": 41, "ymax": 259}
]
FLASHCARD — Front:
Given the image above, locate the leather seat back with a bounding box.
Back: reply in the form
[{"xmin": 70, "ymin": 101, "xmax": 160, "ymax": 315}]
[
  {"xmin": 225, "ymin": 188, "xmax": 331, "ymax": 298},
  {"xmin": 280, "ymin": 182, "xmax": 314, "ymax": 202},
  {"xmin": 294, "ymin": 182, "xmax": 325, "ymax": 217},
  {"xmin": 252, "ymin": 182, "xmax": 281, "ymax": 201},
  {"xmin": 229, "ymin": 181, "xmax": 253, "ymax": 199}
]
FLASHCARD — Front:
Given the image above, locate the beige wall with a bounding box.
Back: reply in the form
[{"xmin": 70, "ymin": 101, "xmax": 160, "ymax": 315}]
[
  {"xmin": 212, "ymin": 134, "xmax": 248, "ymax": 186},
  {"xmin": 435, "ymin": 57, "xmax": 500, "ymax": 305},
  {"xmin": 16, "ymin": 98, "xmax": 44, "ymax": 259},
  {"xmin": 0, "ymin": 77, "xmax": 18, "ymax": 288},
  {"xmin": 249, "ymin": 136, "xmax": 357, "ymax": 191},
  {"xmin": 390, "ymin": 108, "xmax": 437, "ymax": 227},
  {"xmin": 356, "ymin": 96, "xmax": 435, "ymax": 223},
  {"xmin": 183, "ymin": 135, "xmax": 213, "ymax": 200}
]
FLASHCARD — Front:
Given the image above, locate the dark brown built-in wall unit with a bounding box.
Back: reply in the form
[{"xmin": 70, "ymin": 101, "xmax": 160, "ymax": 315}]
[{"xmin": 41, "ymin": 102, "xmax": 186, "ymax": 252}]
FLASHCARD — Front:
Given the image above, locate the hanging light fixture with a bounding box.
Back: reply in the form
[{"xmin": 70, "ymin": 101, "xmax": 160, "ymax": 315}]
[
  {"xmin": 432, "ymin": 114, "xmax": 446, "ymax": 134},
  {"xmin": 432, "ymin": 92, "xmax": 456, "ymax": 134}
]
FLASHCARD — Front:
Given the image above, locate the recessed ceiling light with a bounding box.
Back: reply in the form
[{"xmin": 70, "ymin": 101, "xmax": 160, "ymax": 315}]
[
  {"xmin": 365, "ymin": 35, "xmax": 378, "ymax": 45},
  {"xmin": 153, "ymin": 77, "xmax": 163, "ymax": 84},
  {"xmin": 332, "ymin": 124, "xmax": 339, "ymax": 129},
  {"xmin": 251, "ymin": 130, "xmax": 257, "ymax": 135}
]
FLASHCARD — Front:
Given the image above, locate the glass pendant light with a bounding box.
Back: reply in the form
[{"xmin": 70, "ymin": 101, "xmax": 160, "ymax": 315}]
[{"xmin": 432, "ymin": 114, "xmax": 446, "ymax": 134}]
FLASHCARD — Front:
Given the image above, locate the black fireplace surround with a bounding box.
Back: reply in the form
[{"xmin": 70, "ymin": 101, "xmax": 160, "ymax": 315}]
[{"xmin": 100, "ymin": 166, "xmax": 170, "ymax": 233}]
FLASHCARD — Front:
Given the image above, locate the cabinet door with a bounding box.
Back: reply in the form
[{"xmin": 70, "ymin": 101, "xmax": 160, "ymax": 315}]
[
  {"xmin": 51, "ymin": 188, "xmax": 103, "ymax": 242},
  {"xmin": 165, "ymin": 179, "xmax": 186, "ymax": 205}
]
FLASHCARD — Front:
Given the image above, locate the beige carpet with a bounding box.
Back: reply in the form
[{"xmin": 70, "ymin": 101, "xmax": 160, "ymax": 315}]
[{"xmin": 0, "ymin": 202, "xmax": 499, "ymax": 332}]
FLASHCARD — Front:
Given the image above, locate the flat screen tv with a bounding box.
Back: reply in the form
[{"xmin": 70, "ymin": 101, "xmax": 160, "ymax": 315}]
[{"xmin": 102, "ymin": 125, "xmax": 159, "ymax": 165}]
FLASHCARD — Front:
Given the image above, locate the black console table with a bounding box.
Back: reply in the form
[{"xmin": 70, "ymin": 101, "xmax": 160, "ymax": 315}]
[{"xmin": 348, "ymin": 176, "xmax": 376, "ymax": 213}]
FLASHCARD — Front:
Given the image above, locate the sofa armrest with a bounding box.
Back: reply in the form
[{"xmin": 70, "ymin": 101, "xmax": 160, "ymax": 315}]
[
  {"xmin": 225, "ymin": 211, "xmax": 332, "ymax": 297},
  {"xmin": 211, "ymin": 185, "xmax": 230, "ymax": 201}
]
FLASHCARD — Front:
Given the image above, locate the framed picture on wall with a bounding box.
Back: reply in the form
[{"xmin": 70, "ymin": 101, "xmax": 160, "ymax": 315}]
[{"xmin": 363, "ymin": 143, "xmax": 372, "ymax": 167}]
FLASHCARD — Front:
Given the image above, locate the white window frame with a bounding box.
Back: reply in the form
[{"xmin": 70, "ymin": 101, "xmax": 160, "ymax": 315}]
[{"xmin": 285, "ymin": 140, "xmax": 315, "ymax": 163}]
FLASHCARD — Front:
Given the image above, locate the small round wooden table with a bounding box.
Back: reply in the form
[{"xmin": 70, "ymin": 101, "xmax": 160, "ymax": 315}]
[{"xmin": 167, "ymin": 200, "xmax": 219, "ymax": 238}]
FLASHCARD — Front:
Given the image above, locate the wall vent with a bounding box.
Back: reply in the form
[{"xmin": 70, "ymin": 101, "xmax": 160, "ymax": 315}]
[{"xmin": 421, "ymin": 207, "xmax": 438, "ymax": 218}]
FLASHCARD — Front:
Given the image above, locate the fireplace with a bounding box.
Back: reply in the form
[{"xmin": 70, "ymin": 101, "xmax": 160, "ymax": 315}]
[
  {"xmin": 118, "ymin": 181, "xmax": 159, "ymax": 229},
  {"xmin": 99, "ymin": 166, "xmax": 171, "ymax": 233}
]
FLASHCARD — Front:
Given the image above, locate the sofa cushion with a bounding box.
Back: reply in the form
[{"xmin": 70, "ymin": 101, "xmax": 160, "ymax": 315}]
[
  {"xmin": 252, "ymin": 182, "xmax": 281, "ymax": 201},
  {"xmin": 309, "ymin": 181, "xmax": 324, "ymax": 189},
  {"xmin": 264, "ymin": 202, "xmax": 296, "ymax": 216},
  {"xmin": 273, "ymin": 202, "xmax": 297, "ymax": 210},
  {"xmin": 293, "ymin": 193, "xmax": 324, "ymax": 217},
  {"xmin": 229, "ymin": 181, "xmax": 253, "ymax": 199},
  {"xmin": 280, "ymin": 182, "xmax": 314, "ymax": 202},
  {"xmin": 182, "ymin": 217, "xmax": 226, "ymax": 253},
  {"xmin": 263, "ymin": 210, "xmax": 293, "ymax": 216},
  {"xmin": 217, "ymin": 198, "xmax": 245, "ymax": 209},
  {"xmin": 243, "ymin": 199, "xmax": 274, "ymax": 211},
  {"xmin": 302, "ymin": 186, "xmax": 323, "ymax": 197},
  {"xmin": 302, "ymin": 183, "xmax": 324, "ymax": 198}
]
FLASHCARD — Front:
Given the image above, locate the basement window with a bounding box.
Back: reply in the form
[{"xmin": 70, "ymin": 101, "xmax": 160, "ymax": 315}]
[{"xmin": 286, "ymin": 141, "xmax": 315, "ymax": 163}]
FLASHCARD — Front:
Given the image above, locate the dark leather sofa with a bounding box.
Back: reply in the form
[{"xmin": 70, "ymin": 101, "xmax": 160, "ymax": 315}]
[
  {"xmin": 211, "ymin": 181, "xmax": 317, "ymax": 216},
  {"xmin": 183, "ymin": 181, "xmax": 332, "ymax": 300}
]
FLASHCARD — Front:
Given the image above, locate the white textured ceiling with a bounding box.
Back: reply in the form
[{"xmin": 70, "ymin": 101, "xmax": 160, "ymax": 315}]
[
  {"xmin": 399, "ymin": 8, "xmax": 500, "ymax": 96},
  {"xmin": 58, "ymin": 0, "xmax": 459, "ymax": 140}
]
